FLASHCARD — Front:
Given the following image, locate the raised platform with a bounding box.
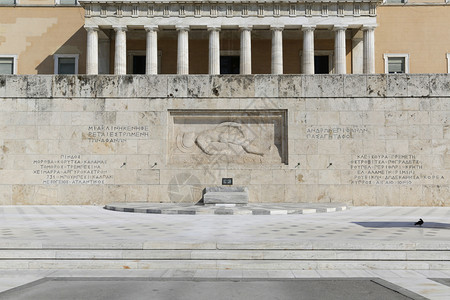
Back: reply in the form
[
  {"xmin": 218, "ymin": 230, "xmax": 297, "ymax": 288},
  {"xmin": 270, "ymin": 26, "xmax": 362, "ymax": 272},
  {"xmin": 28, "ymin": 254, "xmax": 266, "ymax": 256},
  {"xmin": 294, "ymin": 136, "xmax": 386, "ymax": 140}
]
[
  {"xmin": 103, "ymin": 202, "xmax": 348, "ymax": 215},
  {"xmin": 203, "ymin": 186, "xmax": 249, "ymax": 205}
]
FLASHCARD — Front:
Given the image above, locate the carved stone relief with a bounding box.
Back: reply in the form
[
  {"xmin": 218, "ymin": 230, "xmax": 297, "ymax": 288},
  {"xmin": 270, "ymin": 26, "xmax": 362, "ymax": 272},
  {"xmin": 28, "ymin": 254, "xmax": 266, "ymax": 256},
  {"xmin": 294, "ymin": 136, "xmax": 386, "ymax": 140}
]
[{"xmin": 169, "ymin": 110, "xmax": 287, "ymax": 166}]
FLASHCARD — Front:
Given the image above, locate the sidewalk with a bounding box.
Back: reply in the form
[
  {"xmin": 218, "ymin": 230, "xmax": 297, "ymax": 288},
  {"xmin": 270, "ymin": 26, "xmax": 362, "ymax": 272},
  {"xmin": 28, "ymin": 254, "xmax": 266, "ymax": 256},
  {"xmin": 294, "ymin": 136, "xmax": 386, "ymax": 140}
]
[{"xmin": 1, "ymin": 205, "xmax": 450, "ymax": 299}]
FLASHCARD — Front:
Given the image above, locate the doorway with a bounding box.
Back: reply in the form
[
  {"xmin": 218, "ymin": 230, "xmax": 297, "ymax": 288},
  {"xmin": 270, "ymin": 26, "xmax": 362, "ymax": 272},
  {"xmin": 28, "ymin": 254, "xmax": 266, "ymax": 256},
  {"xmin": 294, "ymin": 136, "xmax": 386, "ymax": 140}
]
[
  {"xmin": 132, "ymin": 55, "xmax": 146, "ymax": 74},
  {"xmin": 314, "ymin": 55, "xmax": 330, "ymax": 74}
]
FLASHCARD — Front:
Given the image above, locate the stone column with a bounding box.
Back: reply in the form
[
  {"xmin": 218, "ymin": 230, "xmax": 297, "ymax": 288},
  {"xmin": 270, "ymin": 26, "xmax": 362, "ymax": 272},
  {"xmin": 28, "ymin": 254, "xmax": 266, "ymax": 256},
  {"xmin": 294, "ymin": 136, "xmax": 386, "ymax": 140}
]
[
  {"xmin": 177, "ymin": 26, "xmax": 189, "ymax": 75},
  {"xmin": 85, "ymin": 25, "xmax": 99, "ymax": 75},
  {"xmin": 351, "ymin": 31, "xmax": 363, "ymax": 74},
  {"xmin": 301, "ymin": 25, "xmax": 315, "ymax": 75},
  {"xmin": 113, "ymin": 25, "xmax": 127, "ymax": 75},
  {"xmin": 271, "ymin": 26, "xmax": 283, "ymax": 75},
  {"xmin": 240, "ymin": 26, "xmax": 252, "ymax": 75},
  {"xmin": 333, "ymin": 25, "xmax": 347, "ymax": 74},
  {"xmin": 208, "ymin": 26, "xmax": 221, "ymax": 75},
  {"xmin": 362, "ymin": 25, "xmax": 376, "ymax": 74},
  {"xmin": 98, "ymin": 38, "xmax": 110, "ymax": 74},
  {"xmin": 144, "ymin": 25, "xmax": 158, "ymax": 75}
]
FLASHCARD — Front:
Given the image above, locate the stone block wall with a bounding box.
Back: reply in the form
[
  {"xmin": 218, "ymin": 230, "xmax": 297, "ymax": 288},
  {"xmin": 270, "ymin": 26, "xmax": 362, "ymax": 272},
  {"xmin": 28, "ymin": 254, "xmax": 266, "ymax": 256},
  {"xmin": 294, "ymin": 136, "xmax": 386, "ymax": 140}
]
[{"xmin": 0, "ymin": 74, "xmax": 449, "ymax": 206}]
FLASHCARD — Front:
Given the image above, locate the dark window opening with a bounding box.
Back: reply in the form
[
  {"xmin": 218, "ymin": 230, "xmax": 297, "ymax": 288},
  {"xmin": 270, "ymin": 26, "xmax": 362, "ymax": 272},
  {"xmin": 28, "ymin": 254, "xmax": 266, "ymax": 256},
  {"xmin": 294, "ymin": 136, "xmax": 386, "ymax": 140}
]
[
  {"xmin": 314, "ymin": 56, "xmax": 329, "ymax": 74},
  {"xmin": 220, "ymin": 56, "xmax": 240, "ymax": 74},
  {"xmin": 132, "ymin": 56, "xmax": 146, "ymax": 74}
]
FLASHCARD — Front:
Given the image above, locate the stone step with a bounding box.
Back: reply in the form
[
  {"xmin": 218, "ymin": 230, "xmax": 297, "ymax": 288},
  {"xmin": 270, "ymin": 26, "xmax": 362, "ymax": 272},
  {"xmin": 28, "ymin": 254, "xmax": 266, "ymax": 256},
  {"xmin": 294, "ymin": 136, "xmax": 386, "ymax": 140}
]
[
  {"xmin": 1, "ymin": 249, "xmax": 450, "ymax": 262},
  {"xmin": 1, "ymin": 259, "xmax": 450, "ymax": 270},
  {"xmin": 1, "ymin": 240, "xmax": 449, "ymax": 250}
]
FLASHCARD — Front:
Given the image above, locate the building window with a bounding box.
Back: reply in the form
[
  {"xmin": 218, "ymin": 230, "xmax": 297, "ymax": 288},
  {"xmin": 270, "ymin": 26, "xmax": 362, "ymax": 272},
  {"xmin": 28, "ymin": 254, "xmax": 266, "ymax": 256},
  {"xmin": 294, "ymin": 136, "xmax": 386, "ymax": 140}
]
[
  {"xmin": 220, "ymin": 50, "xmax": 240, "ymax": 74},
  {"xmin": 0, "ymin": 56, "xmax": 17, "ymax": 74},
  {"xmin": 54, "ymin": 54, "xmax": 79, "ymax": 74},
  {"xmin": 384, "ymin": 0, "xmax": 406, "ymax": 3},
  {"xmin": 0, "ymin": 0, "xmax": 17, "ymax": 5},
  {"xmin": 447, "ymin": 53, "xmax": 450, "ymax": 73},
  {"xmin": 384, "ymin": 54, "xmax": 409, "ymax": 74},
  {"xmin": 56, "ymin": 0, "xmax": 78, "ymax": 5}
]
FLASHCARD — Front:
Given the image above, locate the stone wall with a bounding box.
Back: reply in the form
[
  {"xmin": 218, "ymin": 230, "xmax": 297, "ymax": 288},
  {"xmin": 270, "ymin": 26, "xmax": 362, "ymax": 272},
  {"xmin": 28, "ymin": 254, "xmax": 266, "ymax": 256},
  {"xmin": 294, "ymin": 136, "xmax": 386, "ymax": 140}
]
[{"xmin": 0, "ymin": 74, "xmax": 449, "ymax": 206}]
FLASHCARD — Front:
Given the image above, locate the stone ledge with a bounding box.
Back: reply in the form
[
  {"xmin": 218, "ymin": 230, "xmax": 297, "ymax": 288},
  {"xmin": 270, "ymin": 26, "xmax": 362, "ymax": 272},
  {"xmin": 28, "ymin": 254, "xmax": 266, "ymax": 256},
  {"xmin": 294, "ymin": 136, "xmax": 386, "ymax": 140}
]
[{"xmin": 1, "ymin": 74, "xmax": 448, "ymax": 99}]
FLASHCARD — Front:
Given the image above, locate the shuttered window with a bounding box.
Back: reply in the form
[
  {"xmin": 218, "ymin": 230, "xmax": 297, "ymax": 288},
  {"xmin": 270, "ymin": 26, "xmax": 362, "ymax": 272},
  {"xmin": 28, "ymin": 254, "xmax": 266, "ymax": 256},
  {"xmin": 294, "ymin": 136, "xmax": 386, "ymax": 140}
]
[
  {"xmin": 388, "ymin": 57, "xmax": 406, "ymax": 74},
  {"xmin": 0, "ymin": 57, "xmax": 14, "ymax": 75},
  {"xmin": 58, "ymin": 0, "xmax": 77, "ymax": 5},
  {"xmin": 58, "ymin": 58, "xmax": 76, "ymax": 74},
  {"xmin": 54, "ymin": 55, "xmax": 78, "ymax": 74},
  {"xmin": 384, "ymin": 54, "xmax": 409, "ymax": 74},
  {"xmin": 0, "ymin": 0, "xmax": 16, "ymax": 5}
]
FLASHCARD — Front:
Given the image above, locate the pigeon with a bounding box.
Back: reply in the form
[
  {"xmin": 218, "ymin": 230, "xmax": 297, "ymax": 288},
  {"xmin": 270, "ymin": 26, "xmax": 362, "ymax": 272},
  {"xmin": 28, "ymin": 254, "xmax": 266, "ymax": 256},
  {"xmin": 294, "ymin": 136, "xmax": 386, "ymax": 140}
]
[{"xmin": 414, "ymin": 218, "xmax": 424, "ymax": 226}]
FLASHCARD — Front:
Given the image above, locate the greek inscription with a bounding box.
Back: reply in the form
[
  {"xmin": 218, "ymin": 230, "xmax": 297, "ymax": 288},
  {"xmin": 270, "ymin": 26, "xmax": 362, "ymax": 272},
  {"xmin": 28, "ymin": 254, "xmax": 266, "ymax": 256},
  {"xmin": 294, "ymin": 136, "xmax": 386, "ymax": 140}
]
[
  {"xmin": 32, "ymin": 155, "xmax": 113, "ymax": 184},
  {"xmin": 350, "ymin": 154, "xmax": 443, "ymax": 185},
  {"xmin": 86, "ymin": 125, "xmax": 149, "ymax": 143},
  {"xmin": 306, "ymin": 126, "xmax": 368, "ymax": 140}
]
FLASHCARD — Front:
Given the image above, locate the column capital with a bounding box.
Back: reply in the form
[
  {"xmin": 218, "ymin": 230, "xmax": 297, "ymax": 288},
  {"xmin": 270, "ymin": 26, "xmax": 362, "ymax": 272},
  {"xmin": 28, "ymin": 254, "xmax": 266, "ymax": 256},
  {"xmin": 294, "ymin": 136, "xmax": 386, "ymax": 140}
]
[
  {"xmin": 239, "ymin": 25, "xmax": 252, "ymax": 31},
  {"xmin": 333, "ymin": 25, "xmax": 348, "ymax": 31},
  {"xmin": 176, "ymin": 25, "xmax": 190, "ymax": 31},
  {"xmin": 112, "ymin": 25, "xmax": 127, "ymax": 32},
  {"xmin": 361, "ymin": 24, "xmax": 378, "ymax": 31},
  {"xmin": 144, "ymin": 25, "xmax": 159, "ymax": 32},
  {"xmin": 301, "ymin": 25, "xmax": 316, "ymax": 32},
  {"xmin": 84, "ymin": 25, "xmax": 99, "ymax": 32},
  {"xmin": 207, "ymin": 25, "xmax": 221, "ymax": 32},
  {"xmin": 270, "ymin": 25, "xmax": 284, "ymax": 31}
]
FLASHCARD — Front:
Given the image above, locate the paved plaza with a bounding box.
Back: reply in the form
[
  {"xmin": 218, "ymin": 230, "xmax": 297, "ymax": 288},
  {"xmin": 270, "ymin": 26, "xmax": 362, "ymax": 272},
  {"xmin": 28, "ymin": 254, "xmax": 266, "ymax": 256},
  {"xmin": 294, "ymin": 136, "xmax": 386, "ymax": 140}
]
[{"xmin": 1, "ymin": 205, "xmax": 450, "ymax": 299}]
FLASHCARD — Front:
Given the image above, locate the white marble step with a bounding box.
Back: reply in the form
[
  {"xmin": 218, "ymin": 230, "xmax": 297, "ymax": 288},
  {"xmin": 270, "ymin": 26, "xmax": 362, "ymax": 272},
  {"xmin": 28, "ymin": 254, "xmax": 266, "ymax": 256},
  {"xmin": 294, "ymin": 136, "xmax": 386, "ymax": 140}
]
[
  {"xmin": 1, "ymin": 249, "xmax": 450, "ymax": 261},
  {"xmin": 1, "ymin": 259, "xmax": 450, "ymax": 270}
]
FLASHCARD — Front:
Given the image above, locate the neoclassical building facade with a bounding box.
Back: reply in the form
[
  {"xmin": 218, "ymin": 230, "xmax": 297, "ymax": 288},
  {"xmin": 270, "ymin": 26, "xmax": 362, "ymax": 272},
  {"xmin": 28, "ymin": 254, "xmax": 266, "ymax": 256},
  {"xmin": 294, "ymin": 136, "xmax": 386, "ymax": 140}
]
[
  {"xmin": 81, "ymin": 0, "xmax": 378, "ymax": 76},
  {"xmin": 0, "ymin": 0, "xmax": 449, "ymax": 75},
  {"xmin": 1, "ymin": 1, "xmax": 450, "ymax": 206}
]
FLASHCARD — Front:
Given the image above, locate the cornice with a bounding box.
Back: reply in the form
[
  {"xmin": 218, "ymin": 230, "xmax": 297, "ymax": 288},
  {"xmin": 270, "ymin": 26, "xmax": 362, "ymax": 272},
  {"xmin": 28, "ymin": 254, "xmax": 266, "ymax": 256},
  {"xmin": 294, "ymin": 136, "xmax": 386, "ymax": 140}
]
[{"xmin": 80, "ymin": 1, "xmax": 381, "ymax": 19}]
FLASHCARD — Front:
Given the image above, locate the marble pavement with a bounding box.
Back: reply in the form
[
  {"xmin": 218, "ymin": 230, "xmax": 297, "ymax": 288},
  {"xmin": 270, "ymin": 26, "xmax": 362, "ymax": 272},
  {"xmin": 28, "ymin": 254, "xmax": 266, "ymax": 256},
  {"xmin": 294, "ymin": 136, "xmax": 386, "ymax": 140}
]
[{"xmin": 1, "ymin": 205, "xmax": 450, "ymax": 299}]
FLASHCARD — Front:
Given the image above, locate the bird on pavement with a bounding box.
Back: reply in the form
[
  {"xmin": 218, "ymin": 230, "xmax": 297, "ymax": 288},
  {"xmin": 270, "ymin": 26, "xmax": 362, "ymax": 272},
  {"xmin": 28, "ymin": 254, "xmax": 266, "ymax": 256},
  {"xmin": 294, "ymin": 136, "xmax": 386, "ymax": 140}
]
[{"xmin": 414, "ymin": 218, "xmax": 424, "ymax": 226}]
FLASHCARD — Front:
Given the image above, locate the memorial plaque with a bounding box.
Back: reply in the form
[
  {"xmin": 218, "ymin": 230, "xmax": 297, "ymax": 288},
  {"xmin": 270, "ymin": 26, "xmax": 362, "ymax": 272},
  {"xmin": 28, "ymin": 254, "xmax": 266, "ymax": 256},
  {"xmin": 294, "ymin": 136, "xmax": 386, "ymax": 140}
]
[{"xmin": 222, "ymin": 178, "xmax": 233, "ymax": 185}]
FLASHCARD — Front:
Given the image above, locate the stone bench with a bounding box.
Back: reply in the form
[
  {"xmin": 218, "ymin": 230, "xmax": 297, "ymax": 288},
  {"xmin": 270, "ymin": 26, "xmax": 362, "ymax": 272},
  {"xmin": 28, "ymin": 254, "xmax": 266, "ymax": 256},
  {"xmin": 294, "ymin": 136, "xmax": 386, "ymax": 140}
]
[{"xmin": 203, "ymin": 186, "xmax": 249, "ymax": 205}]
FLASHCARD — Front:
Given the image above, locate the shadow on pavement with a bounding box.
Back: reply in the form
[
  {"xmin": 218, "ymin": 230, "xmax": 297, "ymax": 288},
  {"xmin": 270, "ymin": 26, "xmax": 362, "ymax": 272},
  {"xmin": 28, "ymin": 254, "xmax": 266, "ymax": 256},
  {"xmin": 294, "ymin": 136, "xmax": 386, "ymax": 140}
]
[{"xmin": 353, "ymin": 222, "xmax": 450, "ymax": 229}]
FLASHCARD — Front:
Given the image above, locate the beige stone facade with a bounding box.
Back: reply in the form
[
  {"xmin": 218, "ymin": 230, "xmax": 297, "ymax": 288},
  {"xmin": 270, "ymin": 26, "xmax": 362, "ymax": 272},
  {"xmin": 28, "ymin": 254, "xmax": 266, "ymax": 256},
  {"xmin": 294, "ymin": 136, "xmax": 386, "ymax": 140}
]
[
  {"xmin": 0, "ymin": 1, "xmax": 449, "ymax": 75},
  {"xmin": 0, "ymin": 74, "xmax": 450, "ymax": 206}
]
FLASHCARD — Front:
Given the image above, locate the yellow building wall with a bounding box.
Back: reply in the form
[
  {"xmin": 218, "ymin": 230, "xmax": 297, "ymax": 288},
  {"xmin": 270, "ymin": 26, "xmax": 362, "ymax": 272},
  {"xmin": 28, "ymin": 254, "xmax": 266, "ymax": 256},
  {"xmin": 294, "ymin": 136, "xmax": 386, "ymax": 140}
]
[
  {"xmin": 1, "ymin": 5, "xmax": 449, "ymax": 74},
  {"xmin": 376, "ymin": 5, "xmax": 450, "ymax": 74},
  {"xmin": 0, "ymin": 7, "xmax": 86, "ymax": 74}
]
